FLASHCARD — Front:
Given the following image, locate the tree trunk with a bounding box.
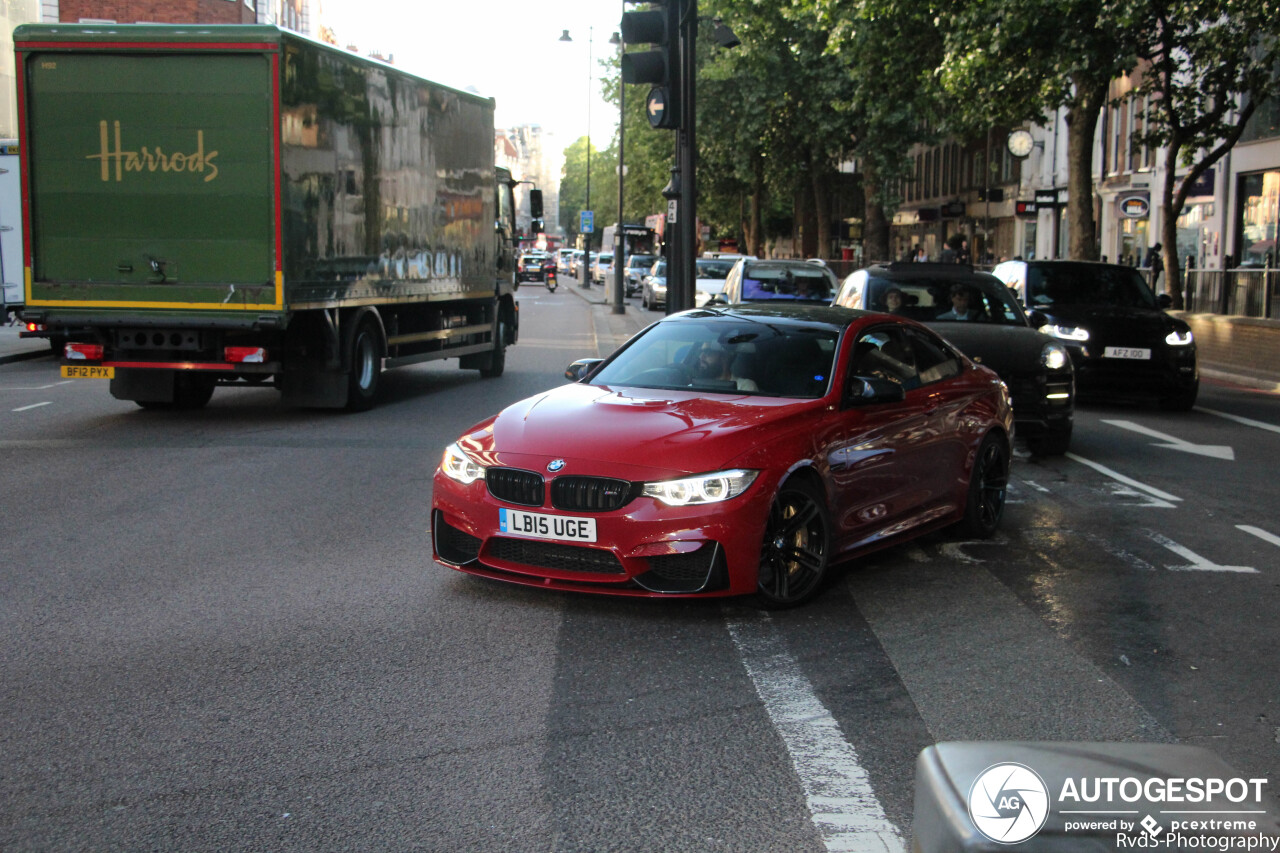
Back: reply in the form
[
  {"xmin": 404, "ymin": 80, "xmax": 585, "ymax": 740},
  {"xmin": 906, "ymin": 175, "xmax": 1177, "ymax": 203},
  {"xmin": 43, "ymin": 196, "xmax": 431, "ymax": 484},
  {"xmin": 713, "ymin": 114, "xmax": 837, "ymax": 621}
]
[
  {"xmin": 1064, "ymin": 78, "xmax": 1107, "ymax": 260},
  {"xmin": 862, "ymin": 162, "xmax": 890, "ymax": 263},
  {"xmin": 811, "ymin": 152, "xmax": 832, "ymax": 261},
  {"xmin": 1159, "ymin": 142, "xmax": 1185, "ymax": 310},
  {"xmin": 746, "ymin": 156, "xmax": 765, "ymax": 257}
]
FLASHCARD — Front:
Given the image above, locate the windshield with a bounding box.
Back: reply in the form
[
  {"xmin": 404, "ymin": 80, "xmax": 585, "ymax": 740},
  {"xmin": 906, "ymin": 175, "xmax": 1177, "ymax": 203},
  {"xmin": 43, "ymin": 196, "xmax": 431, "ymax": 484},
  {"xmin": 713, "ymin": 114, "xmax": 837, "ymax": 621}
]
[
  {"xmin": 863, "ymin": 275, "xmax": 1028, "ymax": 325},
  {"xmin": 740, "ymin": 264, "xmax": 835, "ymax": 302},
  {"xmin": 590, "ymin": 316, "xmax": 839, "ymax": 398},
  {"xmin": 628, "ymin": 255, "xmax": 657, "ymax": 270},
  {"xmin": 696, "ymin": 260, "xmax": 734, "ymax": 280},
  {"xmin": 1026, "ymin": 264, "xmax": 1159, "ymax": 309}
]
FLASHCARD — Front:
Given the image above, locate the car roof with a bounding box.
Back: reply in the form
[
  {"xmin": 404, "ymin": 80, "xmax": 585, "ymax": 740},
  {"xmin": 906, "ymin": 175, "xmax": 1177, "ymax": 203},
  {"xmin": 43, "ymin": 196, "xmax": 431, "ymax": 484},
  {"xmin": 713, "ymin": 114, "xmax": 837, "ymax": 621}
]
[
  {"xmin": 862, "ymin": 262, "xmax": 1001, "ymax": 283},
  {"xmin": 667, "ymin": 302, "xmax": 871, "ymax": 331}
]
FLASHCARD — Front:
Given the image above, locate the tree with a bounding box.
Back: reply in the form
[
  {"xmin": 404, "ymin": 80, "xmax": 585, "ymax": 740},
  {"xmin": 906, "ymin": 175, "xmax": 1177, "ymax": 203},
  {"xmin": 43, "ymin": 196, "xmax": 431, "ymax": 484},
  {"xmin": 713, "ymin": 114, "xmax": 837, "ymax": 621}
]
[
  {"xmin": 1129, "ymin": 0, "xmax": 1280, "ymax": 307},
  {"xmin": 937, "ymin": 0, "xmax": 1147, "ymax": 261},
  {"xmin": 558, "ymin": 136, "xmax": 618, "ymax": 251}
]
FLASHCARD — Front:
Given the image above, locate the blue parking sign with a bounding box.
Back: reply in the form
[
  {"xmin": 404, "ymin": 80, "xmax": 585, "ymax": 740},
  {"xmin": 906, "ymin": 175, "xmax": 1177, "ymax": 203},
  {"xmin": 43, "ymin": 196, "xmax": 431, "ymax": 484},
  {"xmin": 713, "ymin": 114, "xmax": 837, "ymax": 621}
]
[{"xmin": 580, "ymin": 210, "xmax": 594, "ymax": 233}]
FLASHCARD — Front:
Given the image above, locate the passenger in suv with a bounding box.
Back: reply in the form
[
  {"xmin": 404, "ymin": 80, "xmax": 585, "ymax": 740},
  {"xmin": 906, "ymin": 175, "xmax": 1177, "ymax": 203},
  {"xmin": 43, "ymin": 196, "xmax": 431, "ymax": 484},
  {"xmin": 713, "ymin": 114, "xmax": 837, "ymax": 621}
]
[
  {"xmin": 991, "ymin": 260, "xmax": 1198, "ymax": 410},
  {"xmin": 833, "ymin": 262, "xmax": 1075, "ymax": 455}
]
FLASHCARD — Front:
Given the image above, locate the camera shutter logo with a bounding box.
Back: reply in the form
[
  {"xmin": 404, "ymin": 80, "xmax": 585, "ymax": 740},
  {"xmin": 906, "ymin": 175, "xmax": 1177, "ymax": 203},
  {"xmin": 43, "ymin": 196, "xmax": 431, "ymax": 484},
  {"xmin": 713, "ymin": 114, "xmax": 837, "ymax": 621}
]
[{"xmin": 968, "ymin": 763, "xmax": 1051, "ymax": 844}]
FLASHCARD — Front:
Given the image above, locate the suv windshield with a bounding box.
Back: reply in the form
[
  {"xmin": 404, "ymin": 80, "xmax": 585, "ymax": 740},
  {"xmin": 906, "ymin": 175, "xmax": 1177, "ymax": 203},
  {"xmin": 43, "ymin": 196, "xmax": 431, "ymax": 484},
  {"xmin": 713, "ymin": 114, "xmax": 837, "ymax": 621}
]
[
  {"xmin": 741, "ymin": 264, "xmax": 835, "ymax": 302},
  {"xmin": 1026, "ymin": 263, "xmax": 1159, "ymax": 309}
]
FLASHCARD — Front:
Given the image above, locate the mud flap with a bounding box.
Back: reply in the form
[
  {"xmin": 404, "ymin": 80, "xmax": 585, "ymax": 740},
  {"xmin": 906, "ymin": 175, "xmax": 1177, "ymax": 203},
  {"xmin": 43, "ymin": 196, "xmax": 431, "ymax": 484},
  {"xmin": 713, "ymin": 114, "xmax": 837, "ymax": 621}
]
[
  {"xmin": 111, "ymin": 368, "xmax": 176, "ymax": 403},
  {"xmin": 277, "ymin": 369, "xmax": 348, "ymax": 408}
]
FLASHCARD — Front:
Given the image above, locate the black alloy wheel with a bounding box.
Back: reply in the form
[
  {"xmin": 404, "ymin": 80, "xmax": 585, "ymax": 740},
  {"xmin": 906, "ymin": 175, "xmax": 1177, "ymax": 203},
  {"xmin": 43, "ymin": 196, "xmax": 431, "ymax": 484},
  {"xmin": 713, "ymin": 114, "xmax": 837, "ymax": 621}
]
[
  {"xmin": 960, "ymin": 433, "xmax": 1009, "ymax": 539},
  {"xmin": 754, "ymin": 479, "xmax": 831, "ymax": 609}
]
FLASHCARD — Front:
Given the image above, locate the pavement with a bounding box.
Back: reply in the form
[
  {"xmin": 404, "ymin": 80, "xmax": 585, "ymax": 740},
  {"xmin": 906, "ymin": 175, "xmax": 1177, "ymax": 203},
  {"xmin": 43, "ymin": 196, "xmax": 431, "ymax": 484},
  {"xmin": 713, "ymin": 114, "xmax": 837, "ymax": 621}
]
[{"xmin": 7, "ymin": 287, "xmax": 1278, "ymax": 394}]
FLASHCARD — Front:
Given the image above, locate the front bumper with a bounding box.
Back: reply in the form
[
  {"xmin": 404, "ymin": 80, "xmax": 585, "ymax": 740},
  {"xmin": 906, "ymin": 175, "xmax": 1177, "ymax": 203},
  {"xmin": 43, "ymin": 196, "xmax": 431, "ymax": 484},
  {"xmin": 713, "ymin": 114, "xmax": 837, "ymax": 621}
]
[{"xmin": 432, "ymin": 468, "xmax": 774, "ymax": 598}]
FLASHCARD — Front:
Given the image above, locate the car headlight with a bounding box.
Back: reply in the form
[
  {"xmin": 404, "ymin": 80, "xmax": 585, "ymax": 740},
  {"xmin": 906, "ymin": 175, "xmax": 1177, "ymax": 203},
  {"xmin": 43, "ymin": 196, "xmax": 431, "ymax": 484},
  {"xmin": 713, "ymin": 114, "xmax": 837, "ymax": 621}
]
[
  {"xmin": 440, "ymin": 442, "xmax": 485, "ymax": 485},
  {"xmin": 1041, "ymin": 342, "xmax": 1070, "ymax": 371},
  {"xmin": 1039, "ymin": 324, "xmax": 1090, "ymax": 342},
  {"xmin": 643, "ymin": 469, "xmax": 758, "ymax": 506},
  {"xmin": 1165, "ymin": 329, "xmax": 1194, "ymax": 346}
]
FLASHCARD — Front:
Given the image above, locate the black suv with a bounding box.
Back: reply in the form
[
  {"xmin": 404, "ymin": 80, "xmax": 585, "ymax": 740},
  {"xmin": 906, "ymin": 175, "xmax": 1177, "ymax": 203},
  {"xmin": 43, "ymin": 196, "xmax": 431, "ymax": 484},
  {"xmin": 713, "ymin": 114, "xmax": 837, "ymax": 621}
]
[
  {"xmin": 833, "ymin": 262, "xmax": 1075, "ymax": 455},
  {"xmin": 991, "ymin": 260, "xmax": 1198, "ymax": 410}
]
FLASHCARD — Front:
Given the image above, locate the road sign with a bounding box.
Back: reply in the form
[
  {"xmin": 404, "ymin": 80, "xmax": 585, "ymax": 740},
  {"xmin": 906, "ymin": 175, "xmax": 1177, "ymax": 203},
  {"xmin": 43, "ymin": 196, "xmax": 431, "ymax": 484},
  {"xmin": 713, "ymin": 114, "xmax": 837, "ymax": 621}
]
[
  {"xmin": 580, "ymin": 210, "xmax": 594, "ymax": 234},
  {"xmin": 646, "ymin": 87, "xmax": 669, "ymax": 129}
]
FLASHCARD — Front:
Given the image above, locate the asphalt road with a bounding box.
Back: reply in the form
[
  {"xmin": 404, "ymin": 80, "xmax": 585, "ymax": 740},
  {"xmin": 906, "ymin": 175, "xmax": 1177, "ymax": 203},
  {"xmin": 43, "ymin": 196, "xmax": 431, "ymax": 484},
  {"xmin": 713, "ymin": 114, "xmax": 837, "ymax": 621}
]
[{"xmin": 1, "ymin": 289, "xmax": 1277, "ymax": 851}]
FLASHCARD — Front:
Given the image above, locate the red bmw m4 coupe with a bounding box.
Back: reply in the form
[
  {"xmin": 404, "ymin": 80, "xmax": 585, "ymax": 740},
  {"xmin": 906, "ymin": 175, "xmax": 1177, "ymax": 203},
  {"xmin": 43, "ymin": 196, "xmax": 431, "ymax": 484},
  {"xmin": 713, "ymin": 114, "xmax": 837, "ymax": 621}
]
[{"xmin": 432, "ymin": 304, "xmax": 1013, "ymax": 608}]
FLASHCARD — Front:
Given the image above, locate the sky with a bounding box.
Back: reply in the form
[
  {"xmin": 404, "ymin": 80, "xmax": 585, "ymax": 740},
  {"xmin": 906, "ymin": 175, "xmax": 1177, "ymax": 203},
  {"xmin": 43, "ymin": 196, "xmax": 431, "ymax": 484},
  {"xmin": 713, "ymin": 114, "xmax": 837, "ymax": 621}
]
[{"xmin": 319, "ymin": 0, "xmax": 626, "ymax": 150}]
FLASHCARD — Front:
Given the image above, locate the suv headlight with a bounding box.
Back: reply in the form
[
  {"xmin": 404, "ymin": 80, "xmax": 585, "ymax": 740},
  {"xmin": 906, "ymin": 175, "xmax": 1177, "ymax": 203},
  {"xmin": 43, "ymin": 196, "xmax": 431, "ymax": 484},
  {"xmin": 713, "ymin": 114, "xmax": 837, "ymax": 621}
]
[
  {"xmin": 1039, "ymin": 324, "xmax": 1090, "ymax": 342},
  {"xmin": 1041, "ymin": 342, "xmax": 1070, "ymax": 371},
  {"xmin": 440, "ymin": 442, "xmax": 485, "ymax": 485},
  {"xmin": 1165, "ymin": 329, "xmax": 1193, "ymax": 346},
  {"xmin": 643, "ymin": 469, "xmax": 758, "ymax": 506}
]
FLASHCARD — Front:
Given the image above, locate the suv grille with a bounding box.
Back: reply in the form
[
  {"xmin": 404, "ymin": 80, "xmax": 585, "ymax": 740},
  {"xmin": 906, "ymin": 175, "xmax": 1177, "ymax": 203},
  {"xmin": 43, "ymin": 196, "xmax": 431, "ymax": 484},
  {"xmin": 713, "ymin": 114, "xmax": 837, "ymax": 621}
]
[
  {"xmin": 551, "ymin": 476, "xmax": 636, "ymax": 512},
  {"xmin": 487, "ymin": 468, "xmax": 544, "ymax": 507}
]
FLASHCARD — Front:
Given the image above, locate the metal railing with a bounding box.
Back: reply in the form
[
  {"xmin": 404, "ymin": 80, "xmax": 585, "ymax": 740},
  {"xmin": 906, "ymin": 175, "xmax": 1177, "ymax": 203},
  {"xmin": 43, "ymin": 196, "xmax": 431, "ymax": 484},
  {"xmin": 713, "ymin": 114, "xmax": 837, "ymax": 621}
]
[{"xmin": 1175, "ymin": 267, "xmax": 1278, "ymax": 319}]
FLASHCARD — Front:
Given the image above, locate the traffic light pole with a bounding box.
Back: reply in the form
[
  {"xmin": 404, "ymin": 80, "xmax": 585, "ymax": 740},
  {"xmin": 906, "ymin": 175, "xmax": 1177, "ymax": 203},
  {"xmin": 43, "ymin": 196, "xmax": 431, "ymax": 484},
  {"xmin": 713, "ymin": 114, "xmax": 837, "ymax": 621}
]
[{"xmin": 676, "ymin": 0, "xmax": 696, "ymax": 314}]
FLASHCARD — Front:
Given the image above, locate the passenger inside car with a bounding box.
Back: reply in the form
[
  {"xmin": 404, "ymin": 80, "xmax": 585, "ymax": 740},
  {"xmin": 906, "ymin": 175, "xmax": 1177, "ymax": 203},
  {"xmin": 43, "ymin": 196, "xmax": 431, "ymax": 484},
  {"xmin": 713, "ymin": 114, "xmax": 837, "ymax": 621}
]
[{"xmin": 935, "ymin": 284, "xmax": 984, "ymax": 321}]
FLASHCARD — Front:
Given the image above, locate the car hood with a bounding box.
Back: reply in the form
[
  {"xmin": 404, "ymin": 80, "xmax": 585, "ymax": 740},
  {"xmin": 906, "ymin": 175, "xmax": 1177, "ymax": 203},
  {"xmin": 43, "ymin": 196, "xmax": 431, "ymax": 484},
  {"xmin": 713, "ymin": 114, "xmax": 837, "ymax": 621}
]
[
  {"xmin": 928, "ymin": 323, "xmax": 1054, "ymax": 378},
  {"xmin": 465, "ymin": 382, "xmax": 814, "ymax": 479}
]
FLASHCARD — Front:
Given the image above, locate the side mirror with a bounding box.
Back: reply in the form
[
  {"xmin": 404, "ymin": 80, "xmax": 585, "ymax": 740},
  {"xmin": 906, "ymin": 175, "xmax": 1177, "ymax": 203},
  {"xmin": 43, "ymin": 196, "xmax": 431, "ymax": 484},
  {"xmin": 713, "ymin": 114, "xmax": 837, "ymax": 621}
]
[
  {"xmin": 847, "ymin": 376, "xmax": 905, "ymax": 406},
  {"xmin": 529, "ymin": 189, "xmax": 544, "ymax": 219},
  {"xmin": 565, "ymin": 357, "xmax": 604, "ymax": 382},
  {"xmin": 705, "ymin": 294, "xmax": 728, "ymax": 306},
  {"xmin": 1157, "ymin": 292, "xmax": 1173, "ymax": 309}
]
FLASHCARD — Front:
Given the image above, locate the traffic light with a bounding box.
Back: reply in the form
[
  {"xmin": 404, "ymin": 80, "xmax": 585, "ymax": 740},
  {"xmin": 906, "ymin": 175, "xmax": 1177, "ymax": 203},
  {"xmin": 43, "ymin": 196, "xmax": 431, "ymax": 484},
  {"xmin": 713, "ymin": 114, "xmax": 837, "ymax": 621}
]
[{"xmin": 621, "ymin": 1, "xmax": 681, "ymax": 129}]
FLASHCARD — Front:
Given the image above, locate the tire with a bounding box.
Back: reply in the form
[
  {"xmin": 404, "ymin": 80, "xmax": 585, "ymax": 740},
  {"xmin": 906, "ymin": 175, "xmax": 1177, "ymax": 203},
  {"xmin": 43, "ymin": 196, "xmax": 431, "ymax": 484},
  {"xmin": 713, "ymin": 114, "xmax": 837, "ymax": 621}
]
[
  {"xmin": 1160, "ymin": 381, "xmax": 1198, "ymax": 411},
  {"xmin": 1026, "ymin": 423, "xmax": 1072, "ymax": 456},
  {"xmin": 345, "ymin": 315, "xmax": 382, "ymax": 412},
  {"xmin": 959, "ymin": 433, "xmax": 1010, "ymax": 539},
  {"xmin": 479, "ymin": 320, "xmax": 506, "ymax": 379},
  {"xmin": 753, "ymin": 478, "xmax": 831, "ymax": 609}
]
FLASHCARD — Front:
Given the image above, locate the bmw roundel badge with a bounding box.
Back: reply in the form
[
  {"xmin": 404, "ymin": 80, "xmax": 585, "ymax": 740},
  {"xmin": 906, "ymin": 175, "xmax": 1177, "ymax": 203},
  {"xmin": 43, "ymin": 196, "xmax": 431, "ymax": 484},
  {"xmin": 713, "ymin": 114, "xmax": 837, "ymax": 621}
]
[{"xmin": 547, "ymin": 459, "xmax": 566, "ymax": 472}]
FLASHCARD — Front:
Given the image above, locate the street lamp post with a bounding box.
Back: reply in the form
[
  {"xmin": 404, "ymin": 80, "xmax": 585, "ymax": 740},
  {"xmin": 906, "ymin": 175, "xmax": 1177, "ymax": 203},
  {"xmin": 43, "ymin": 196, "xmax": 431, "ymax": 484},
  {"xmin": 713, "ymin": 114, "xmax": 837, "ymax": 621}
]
[{"xmin": 559, "ymin": 27, "xmax": 594, "ymax": 287}]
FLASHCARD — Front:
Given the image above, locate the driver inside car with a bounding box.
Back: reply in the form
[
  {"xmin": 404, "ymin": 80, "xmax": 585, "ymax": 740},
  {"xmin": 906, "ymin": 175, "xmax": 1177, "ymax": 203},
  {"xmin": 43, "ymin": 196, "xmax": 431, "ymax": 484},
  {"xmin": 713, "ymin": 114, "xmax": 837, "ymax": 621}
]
[{"xmin": 694, "ymin": 343, "xmax": 759, "ymax": 391}]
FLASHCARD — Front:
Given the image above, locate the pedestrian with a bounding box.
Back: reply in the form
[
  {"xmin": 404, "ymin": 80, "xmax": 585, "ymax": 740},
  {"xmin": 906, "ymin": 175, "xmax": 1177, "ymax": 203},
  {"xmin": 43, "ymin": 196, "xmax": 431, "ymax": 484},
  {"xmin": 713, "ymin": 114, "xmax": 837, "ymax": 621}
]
[
  {"xmin": 913, "ymin": 246, "xmax": 928, "ymax": 262},
  {"xmin": 956, "ymin": 239, "xmax": 971, "ymax": 265},
  {"xmin": 1145, "ymin": 243, "xmax": 1163, "ymax": 289}
]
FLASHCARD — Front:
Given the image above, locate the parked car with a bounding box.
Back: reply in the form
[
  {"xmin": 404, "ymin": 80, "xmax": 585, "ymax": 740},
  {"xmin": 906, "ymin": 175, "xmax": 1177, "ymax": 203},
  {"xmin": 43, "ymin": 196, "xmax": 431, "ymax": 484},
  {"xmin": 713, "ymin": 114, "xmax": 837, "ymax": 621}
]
[
  {"xmin": 592, "ymin": 253, "xmax": 615, "ymax": 285},
  {"xmin": 721, "ymin": 258, "xmax": 839, "ymax": 304},
  {"xmin": 833, "ymin": 262, "xmax": 1075, "ymax": 455},
  {"xmin": 641, "ymin": 260, "xmax": 667, "ymax": 310},
  {"xmin": 694, "ymin": 257, "xmax": 736, "ymax": 306},
  {"xmin": 990, "ymin": 260, "xmax": 1198, "ymax": 410},
  {"xmin": 517, "ymin": 252, "xmax": 549, "ymax": 284},
  {"xmin": 432, "ymin": 304, "xmax": 1013, "ymax": 608},
  {"xmin": 623, "ymin": 253, "xmax": 658, "ymax": 296}
]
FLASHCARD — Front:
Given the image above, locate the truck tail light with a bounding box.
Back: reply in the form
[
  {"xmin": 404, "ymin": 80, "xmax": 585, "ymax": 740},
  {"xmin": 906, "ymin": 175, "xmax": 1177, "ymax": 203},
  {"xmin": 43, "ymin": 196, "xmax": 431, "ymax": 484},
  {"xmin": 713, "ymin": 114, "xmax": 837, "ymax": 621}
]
[
  {"xmin": 65, "ymin": 343, "xmax": 104, "ymax": 361},
  {"xmin": 224, "ymin": 346, "xmax": 267, "ymax": 363},
  {"xmin": 25, "ymin": 322, "xmax": 44, "ymax": 333}
]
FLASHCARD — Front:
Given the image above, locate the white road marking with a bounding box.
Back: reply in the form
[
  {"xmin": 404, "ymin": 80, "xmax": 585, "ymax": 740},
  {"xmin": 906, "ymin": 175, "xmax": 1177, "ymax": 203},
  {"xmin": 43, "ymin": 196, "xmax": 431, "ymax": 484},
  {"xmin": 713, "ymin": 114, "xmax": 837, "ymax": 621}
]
[
  {"xmin": 1101, "ymin": 419, "xmax": 1234, "ymax": 460},
  {"xmin": 1196, "ymin": 407, "xmax": 1280, "ymax": 436},
  {"xmin": 724, "ymin": 610, "xmax": 905, "ymax": 853},
  {"xmin": 1237, "ymin": 525, "xmax": 1280, "ymax": 549},
  {"xmin": 1066, "ymin": 453, "xmax": 1181, "ymax": 504},
  {"xmin": 0, "ymin": 380, "xmax": 73, "ymax": 391},
  {"xmin": 1144, "ymin": 530, "xmax": 1257, "ymax": 573},
  {"xmin": 12, "ymin": 402, "xmax": 52, "ymax": 412},
  {"xmin": 1021, "ymin": 479, "xmax": 1051, "ymax": 493}
]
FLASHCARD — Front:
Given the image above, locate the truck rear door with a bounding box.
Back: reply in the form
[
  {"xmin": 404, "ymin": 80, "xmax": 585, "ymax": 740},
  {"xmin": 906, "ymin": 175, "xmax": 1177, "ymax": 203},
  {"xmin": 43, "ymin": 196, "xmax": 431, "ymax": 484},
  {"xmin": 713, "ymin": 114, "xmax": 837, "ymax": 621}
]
[{"xmin": 19, "ymin": 30, "xmax": 279, "ymax": 314}]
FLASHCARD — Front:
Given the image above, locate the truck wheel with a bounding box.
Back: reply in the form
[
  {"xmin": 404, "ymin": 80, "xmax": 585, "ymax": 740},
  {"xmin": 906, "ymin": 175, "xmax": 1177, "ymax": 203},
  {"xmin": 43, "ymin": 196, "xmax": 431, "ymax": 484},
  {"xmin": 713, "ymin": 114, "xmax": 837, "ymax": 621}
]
[
  {"xmin": 345, "ymin": 315, "xmax": 382, "ymax": 412},
  {"xmin": 480, "ymin": 320, "xmax": 507, "ymax": 379}
]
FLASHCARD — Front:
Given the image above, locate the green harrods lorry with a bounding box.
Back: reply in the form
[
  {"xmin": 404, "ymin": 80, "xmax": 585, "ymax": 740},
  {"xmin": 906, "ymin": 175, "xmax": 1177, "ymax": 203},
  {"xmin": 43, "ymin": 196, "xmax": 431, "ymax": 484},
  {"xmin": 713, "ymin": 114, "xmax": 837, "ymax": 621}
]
[{"xmin": 15, "ymin": 24, "xmax": 519, "ymax": 410}]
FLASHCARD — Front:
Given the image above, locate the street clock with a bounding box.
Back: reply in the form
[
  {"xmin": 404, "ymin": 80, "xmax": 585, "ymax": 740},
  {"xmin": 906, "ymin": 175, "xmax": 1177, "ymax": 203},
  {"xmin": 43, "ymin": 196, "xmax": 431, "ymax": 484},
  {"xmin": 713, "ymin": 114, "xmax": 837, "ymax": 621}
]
[{"xmin": 1007, "ymin": 129, "xmax": 1035, "ymax": 158}]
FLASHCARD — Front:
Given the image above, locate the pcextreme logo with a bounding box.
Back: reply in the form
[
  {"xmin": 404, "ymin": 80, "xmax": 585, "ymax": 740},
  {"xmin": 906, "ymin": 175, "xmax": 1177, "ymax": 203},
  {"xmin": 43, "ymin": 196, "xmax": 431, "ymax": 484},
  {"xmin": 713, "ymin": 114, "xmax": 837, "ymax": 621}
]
[{"xmin": 968, "ymin": 762, "xmax": 1051, "ymax": 844}]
